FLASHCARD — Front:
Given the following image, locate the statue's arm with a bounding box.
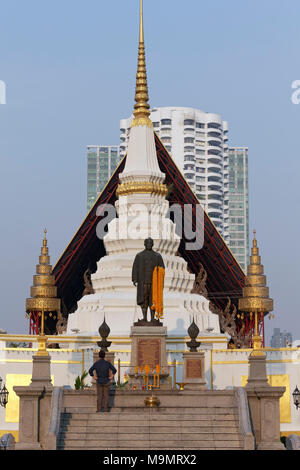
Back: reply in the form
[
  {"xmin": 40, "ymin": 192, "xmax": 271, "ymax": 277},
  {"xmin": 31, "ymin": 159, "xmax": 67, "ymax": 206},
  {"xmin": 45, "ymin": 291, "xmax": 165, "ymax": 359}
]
[
  {"xmin": 132, "ymin": 254, "xmax": 139, "ymax": 285},
  {"xmin": 158, "ymin": 253, "xmax": 165, "ymax": 269}
]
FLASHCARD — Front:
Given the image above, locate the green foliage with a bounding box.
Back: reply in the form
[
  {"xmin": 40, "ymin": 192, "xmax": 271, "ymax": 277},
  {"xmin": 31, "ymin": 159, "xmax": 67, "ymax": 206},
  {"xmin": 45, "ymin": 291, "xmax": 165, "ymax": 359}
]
[
  {"xmin": 7, "ymin": 342, "xmax": 29, "ymax": 348},
  {"xmin": 112, "ymin": 380, "xmax": 128, "ymax": 390},
  {"xmin": 280, "ymin": 436, "xmax": 287, "ymax": 448},
  {"xmin": 74, "ymin": 370, "xmax": 89, "ymax": 390}
]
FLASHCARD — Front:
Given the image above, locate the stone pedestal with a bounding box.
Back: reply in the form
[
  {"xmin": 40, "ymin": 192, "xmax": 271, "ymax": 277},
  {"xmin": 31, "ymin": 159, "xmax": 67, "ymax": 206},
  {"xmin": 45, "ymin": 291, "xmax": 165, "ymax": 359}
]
[
  {"xmin": 30, "ymin": 354, "xmax": 53, "ymax": 389},
  {"xmin": 182, "ymin": 351, "xmax": 206, "ymax": 390},
  {"xmin": 14, "ymin": 353, "xmax": 53, "ymax": 450},
  {"xmin": 92, "ymin": 350, "xmax": 115, "ymax": 366},
  {"xmin": 246, "ymin": 353, "xmax": 269, "ymax": 388},
  {"xmin": 245, "ymin": 351, "xmax": 285, "ymax": 450},
  {"xmin": 129, "ymin": 326, "xmax": 170, "ymax": 389}
]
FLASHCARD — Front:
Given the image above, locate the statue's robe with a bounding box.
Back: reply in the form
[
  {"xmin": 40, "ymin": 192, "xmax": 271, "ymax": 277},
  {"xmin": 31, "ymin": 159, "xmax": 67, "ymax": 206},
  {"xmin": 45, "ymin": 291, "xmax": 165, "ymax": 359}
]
[{"xmin": 132, "ymin": 249, "xmax": 165, "ymax": 306}]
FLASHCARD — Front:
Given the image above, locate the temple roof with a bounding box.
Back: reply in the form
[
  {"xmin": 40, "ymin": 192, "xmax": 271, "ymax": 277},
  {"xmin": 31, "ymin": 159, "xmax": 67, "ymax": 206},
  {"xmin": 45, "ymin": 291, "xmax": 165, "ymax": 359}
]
[{"xmin": 52, "ymin": 133, "xmax": 245, "ymax": 320}]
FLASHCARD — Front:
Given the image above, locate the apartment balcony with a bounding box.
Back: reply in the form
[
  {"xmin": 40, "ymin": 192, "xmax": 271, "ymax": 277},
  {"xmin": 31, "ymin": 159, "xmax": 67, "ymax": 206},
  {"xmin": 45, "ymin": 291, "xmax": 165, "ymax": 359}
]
[
  {"xmin": 206, "ymin": 162, "xmax": 223, "ymax": 172},
  {"xmin": 184, "ymin": 155, "xmax": 195, "ymax": 163},
  {"xmin": 207, "ymin": 155, "xmax": 222, "ymax": 165},
  {"xmin": 207, "ymin": 198, "xmax": 223, "ymax": 207},
  {"xmin": 208, "ymin": 135, "xmax": 222, "ymax": 145},
  {"xmin": 207, "ymin": 182, "xmax": 222, "ymax": 191},
  {"xmin": 209, "ymin": 209, "xmax": 223, "ymax": 216},
  {"xmin": 207, "ymin": 172, "xmax": 222, "ymax": 180},
  {"xmin": 184, "ymin": 129, "xmax": 195, "ymax": 137},
  {"xmin": 207, "ymin": 146, "xmax": 222, "ymax": 155},
  {"xmin": 207, "ymin": 189, "xmax": 223, "ymax": 197},
  {"xmin": 207, "ymin": 130, "xmax": 222, "ymax": 138},
  {"xmin": 184, "ymin": 173, "xmax": 195, "ymax": 181}
]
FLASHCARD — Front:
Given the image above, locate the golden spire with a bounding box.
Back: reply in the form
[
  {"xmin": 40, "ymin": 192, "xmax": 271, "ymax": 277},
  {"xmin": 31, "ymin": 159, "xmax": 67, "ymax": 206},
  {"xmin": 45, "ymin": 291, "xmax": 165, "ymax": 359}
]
[
  {"xmin": 131, "ymin": 0, "xmax": 153, "ymax": 128},
  {"xmin": 26, "ymin": 229, "xmax": 61, "ymax": 323},
  {"xmin": 238, "ymin": 230, "xmax": 273, "ymax": 355},
  {"xmin": 239, "ymin": 230, "xmax": 273, "ymax": 314}
]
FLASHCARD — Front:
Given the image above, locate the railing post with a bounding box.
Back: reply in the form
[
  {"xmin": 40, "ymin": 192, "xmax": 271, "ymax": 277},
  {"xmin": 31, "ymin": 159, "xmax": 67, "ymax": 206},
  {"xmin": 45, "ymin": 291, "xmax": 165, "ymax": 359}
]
[
  {"xmin": 118, "ymin": 359, "xmax": 121, "ymax": 387},
  {"xmin": 173, "ymin": 359, "xmax": 176, "ymax": 389}
]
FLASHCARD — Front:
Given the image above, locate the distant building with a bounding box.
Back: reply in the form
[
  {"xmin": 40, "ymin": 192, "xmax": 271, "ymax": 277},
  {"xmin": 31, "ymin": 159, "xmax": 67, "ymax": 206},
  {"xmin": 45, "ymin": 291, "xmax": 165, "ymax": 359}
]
[
  {"xmin": 120, "ymin": 106, "xmax": 229, "ymax": 241},
  {"xmin": 87, "ymin": 145, "xmax": 121, "ymax": 211},
  {"xmin": 228, "ymin": 147, "xmax": 249, "ymax": 271},
  {"xmin": 270, "ymin": 328, "xmax": 293, "ymax": 348}
]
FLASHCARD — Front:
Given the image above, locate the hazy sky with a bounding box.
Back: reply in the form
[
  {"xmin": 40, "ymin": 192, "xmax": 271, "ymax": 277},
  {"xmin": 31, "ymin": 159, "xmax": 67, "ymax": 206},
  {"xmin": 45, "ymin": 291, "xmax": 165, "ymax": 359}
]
[{"xmin": 0, "ymin": 0, "xmax": 299, "ymax": 344}]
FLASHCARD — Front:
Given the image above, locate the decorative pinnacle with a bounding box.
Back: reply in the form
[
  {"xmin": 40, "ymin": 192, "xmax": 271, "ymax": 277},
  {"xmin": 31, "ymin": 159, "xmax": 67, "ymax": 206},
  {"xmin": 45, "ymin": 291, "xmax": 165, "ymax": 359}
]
[
  {"xmin": 186, "ymin": 317, "xmax": 201, "ymax": 352},
  {"xmin": 26, "ymin": 229, "xmax": 60, "ymax": 317},
  {"xmin": 238, "ymin": 230, "xmax": 273, "ymax": 314},
  {"xmin": 97, "ymin": 316, "xmax": 112, "ymax": 352},
  {"xmin": 253, "ymin": 229, "xmax": 257, "ymax": 248},
  {"xmin": 131, "ymin": 0, "xmax": 152, "ymax": 128}
]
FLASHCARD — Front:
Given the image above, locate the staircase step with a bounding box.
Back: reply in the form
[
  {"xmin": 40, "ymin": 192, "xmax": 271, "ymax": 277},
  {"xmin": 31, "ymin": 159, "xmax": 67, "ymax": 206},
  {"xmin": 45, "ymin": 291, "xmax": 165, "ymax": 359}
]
[
  {"xmin": 62, "ymin": 424, "xmax": 239, "ymax": 434},
  {"xmin": 57, "ymin": 399, "xmax": 247, "ymax": 451},
  {"xmin": 64, "ymin": 407, "xmax": 239, "ymax": 415},
  {"xmin": 65, "ymin": 413, "xmax": 238, "ymax": 421},
  {"xmin": 60, "ymin": 439, "xmax": 243, "ymax": 450}
]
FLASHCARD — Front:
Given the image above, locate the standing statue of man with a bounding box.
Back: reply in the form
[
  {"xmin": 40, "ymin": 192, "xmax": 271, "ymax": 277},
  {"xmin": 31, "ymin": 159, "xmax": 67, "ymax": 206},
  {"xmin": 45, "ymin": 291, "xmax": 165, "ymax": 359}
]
[{"xmin": 132, "ymin": 238, "xmax": 165, "ymax": 324}]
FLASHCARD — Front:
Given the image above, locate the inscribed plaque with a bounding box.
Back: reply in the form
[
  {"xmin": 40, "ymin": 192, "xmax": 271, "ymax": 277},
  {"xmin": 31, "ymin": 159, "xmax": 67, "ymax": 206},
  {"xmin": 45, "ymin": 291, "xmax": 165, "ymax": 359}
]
[
  {"xmin": 186, "ymin": 359, "xmax": 202, "ymax": 379},
  {"xmin": 137, "ymin": 339, "xmax": 160, "ymax": 368}
]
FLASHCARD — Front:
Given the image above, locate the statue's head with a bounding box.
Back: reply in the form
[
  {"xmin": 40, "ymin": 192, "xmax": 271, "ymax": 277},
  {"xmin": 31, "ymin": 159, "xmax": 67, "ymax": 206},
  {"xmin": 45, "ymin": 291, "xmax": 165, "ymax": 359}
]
[{"xmin": 144, "ymin": 238, "xmax": 154, "ymax": 250}]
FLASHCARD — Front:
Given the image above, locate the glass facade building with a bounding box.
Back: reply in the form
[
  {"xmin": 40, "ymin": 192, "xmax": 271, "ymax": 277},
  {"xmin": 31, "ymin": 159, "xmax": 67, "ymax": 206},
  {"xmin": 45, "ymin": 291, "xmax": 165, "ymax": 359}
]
[
  {"xmin": 228, "ymin": 147, "xmax": 249, "ymax": 271},
  {"xmin": 87, "ymin": 145, "xmax": 121, "ymax": 211}
]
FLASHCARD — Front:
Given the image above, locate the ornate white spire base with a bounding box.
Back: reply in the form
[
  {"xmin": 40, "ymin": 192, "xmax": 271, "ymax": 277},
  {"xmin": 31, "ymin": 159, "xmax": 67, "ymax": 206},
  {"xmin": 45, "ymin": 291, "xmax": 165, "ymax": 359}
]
[{"xmin": 67, "ymin": 189, "xmax": 221, "ymax": 338}]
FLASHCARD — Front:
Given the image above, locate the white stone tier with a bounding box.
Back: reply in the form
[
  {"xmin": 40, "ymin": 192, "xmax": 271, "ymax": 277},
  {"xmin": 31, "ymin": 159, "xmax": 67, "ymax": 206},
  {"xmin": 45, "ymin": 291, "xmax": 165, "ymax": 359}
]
[
  {"xmin": 67, "ymin": 191, "xmax": 221, "ymax": 338},
  {"xmin": 66, "ymin": 289, "xmax": 220, "ymax": 337},
  {"xmin": 119, "ymin": 125, "xmax": 165, "ymax": 184}
]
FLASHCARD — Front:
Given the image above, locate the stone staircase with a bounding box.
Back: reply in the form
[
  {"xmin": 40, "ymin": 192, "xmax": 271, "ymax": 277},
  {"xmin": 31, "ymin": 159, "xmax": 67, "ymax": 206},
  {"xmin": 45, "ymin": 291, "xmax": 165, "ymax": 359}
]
[{"xmin": 57, "ymin": 405, "xmax": 245, "ymax": 450}]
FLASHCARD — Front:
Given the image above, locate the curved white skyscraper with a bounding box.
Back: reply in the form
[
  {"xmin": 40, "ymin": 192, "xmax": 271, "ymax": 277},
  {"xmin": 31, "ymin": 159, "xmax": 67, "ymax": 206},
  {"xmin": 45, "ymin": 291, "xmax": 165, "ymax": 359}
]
[{"xmin": 120, "ymin": 106, "xmax": 229, "ymax": 241}]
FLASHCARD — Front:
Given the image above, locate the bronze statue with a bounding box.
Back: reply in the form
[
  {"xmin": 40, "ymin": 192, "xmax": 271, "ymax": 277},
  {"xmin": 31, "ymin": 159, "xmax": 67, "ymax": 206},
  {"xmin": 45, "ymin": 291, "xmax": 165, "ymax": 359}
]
[{"xmin": 132, "ymin": 238, "xmax": 165, "ymax": 325}]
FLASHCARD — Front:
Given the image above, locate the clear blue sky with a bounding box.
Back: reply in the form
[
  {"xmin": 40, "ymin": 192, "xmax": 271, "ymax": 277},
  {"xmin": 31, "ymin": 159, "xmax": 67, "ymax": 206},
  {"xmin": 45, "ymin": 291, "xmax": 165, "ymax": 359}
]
[{"xmin": 0, "ymin": 0, "xmax": 299, "ymax": 344}]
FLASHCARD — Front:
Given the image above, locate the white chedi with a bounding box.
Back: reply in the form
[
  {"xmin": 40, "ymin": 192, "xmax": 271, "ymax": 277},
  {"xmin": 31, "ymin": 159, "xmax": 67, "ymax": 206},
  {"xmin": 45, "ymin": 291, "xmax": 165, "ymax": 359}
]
[
  {"xmin": 67, "ymin": 4, "xmax": 221, "ymax": 340},
  {"xmin": 67, "ymin": 125, "xmax": 220, "ymax": 338}
]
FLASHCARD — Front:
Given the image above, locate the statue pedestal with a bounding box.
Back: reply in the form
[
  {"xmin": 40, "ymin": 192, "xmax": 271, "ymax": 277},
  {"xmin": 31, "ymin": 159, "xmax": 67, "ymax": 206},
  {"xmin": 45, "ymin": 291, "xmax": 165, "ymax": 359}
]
[
  {"xmin": 182, "ymin": 351, "xmax": 207, "ymax": 390},
  {"xmin": 129, "ymin": 326, "xmax": 171, "ymax": 389}
]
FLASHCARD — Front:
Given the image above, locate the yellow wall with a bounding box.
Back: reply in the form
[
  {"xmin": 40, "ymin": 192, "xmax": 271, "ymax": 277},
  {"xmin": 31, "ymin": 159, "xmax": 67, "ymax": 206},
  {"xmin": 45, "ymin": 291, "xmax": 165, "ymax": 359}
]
[
  {"xmin": 0, "ymin": 430, "xmax": 19, "ymax": 442},
  {"xmin": 5, "ymin": 374, "xmax": 54, "ymax": 423}
]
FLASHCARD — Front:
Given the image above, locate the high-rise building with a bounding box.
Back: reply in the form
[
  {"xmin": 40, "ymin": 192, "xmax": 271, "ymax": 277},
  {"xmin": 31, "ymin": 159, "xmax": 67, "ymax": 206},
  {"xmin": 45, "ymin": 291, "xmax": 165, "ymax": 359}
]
[
  {"xmin": 120, "ymin": 107, "xmax": 229, "ymax": 241},
  {"xmin": 228, "ymin": 147, "xmax": 249, "ymax": 271},
  {"xmin": 87, "ymin": 145, "xmax": 121, "ymax": 211},
  {"xmin": 270, "ymin": 328, "xmax": 293, "ymax": 348}
]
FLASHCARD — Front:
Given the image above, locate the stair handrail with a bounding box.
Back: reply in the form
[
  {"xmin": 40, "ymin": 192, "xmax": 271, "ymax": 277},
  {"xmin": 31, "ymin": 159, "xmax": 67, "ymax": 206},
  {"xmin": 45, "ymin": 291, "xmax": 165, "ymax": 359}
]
[
  {"xmin": 45, "ymin": 386, "xmax": 64, "ymax": 450},
  {"xmin": 234, "ymin": 387, "xmax": 255, "ymax": 450}
]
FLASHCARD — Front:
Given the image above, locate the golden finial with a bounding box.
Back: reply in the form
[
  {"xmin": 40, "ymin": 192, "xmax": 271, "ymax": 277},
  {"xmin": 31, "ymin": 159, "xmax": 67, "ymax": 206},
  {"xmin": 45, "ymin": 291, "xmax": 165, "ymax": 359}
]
[
  {"xmin": 239, "ymin": 231, "xmax": 273, "ymax": 313},
  {"xmin": 238, "ymin": 231, "xmax": 273, "ymax": 355},
  {"xmin": 253, "ymin": 229, "xmax": 257, "ymax": 248},
  {"xmin": 139, "ymin": 0, "xmax": 144, "ymax": 43},
  {"xmin": 131, "ymin": 0, "xmax": 153, "ymax": 129},
  {"xmin": 26, "ymin": 229, "xmax": 61, "ymax": 354}
]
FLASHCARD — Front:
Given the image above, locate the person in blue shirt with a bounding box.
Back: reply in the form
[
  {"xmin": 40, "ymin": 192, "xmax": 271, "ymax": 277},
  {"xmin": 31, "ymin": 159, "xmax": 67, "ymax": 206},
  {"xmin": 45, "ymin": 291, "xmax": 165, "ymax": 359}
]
[{"xmin": 89, "ymin": 350, "xmax": 117, "ymax": 412}]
